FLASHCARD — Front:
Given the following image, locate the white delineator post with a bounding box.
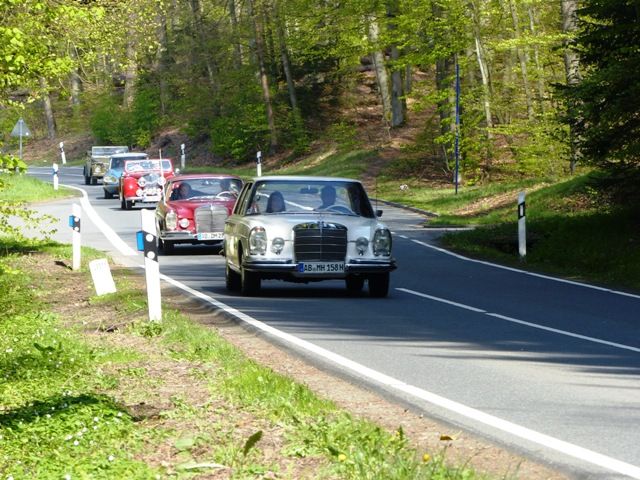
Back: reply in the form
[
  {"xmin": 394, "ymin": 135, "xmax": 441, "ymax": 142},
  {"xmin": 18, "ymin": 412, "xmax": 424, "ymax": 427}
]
[
  {"xmin": 70, "ymin": 203, "xmax": 81, "ymax": 270},
  {"xmin": 52, "ymin": 162, "xmax": 59, "ymax": 190},
  {"xmin": 518, "ymin": 191, "xmax": 526, "ymax": 259},
  {"xmin": 59, "ymin": 141, "xmax": 66, "ymax": 165},
  {"xmin": 180, "ymin": 143, "xmax": 186, "ymax": 171},
  {"xmin": 256, "ymin": 150, "xmax": 262, "ymax": 177},
  {"xmin": 140, "ymin": 208, "xmax": 162, "ymax": 321}
]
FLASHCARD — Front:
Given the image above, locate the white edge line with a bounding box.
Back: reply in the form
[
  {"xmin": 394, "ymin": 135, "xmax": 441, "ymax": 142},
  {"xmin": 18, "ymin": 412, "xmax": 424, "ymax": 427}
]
[
  {"xmin": 63, "ymin": 187, "xmax": 640, "ymax": 478},
  {"xmin": 155, "ymin": 273, "xmax": 640, "ymax": 479},
  {"xmin": 397, "ymin": 288, "xmax": 640, "ymax": 354},
  {"xmin": 409, "ymin": 239, "xmax": 640, "ymax": 300},
  {"xmin": 62, "ymin": 184, "xmax": 137, "ymax": 257}
]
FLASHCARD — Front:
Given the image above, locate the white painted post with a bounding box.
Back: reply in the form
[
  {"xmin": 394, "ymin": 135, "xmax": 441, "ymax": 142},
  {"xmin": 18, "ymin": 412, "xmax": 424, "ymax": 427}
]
[
  {"xmin": 141, "ymin": 209, "xmax": 162, "ymax": 321},
  {"xmin": 256, "ymin": 150, "xmax": 262, "ymax": 177},
  {"xmin": 180, "ymin": 143, "xmax": 186, "ymax": 171},
  {"xmin": 59, "ymin": 141, "xmax": 66, "ymax": 165},
  {"xmin": 52, "ymin": 162, "xmax": 59, "ymax": 190},
  {"xmin": 518, "ymin": 191, "xmax": 526, "ymax": 259},
  {"xmin": 71, "ymin": 203, "xmax": 81, "ymax": 270}
]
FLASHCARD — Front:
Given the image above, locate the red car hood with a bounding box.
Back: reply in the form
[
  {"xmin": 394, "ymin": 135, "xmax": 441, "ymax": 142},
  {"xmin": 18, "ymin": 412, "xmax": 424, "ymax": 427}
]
[{"xmin": 168, "ymin": 198, "xmax": 234, "ymax": 215}]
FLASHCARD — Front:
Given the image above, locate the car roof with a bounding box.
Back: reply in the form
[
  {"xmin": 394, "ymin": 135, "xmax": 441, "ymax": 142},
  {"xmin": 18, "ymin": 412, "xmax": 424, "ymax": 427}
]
[
  {"xmin": 168, "ymin": 173, "xmax": 241, "ymax": 181},
  {"xmin": 251, "ymin": 175, "xmax": 361, "ymax": 183}
]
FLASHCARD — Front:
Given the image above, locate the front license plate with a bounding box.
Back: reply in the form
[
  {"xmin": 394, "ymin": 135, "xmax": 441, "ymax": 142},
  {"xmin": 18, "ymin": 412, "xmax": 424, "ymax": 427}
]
[
  {"xmin": 197, "ymin": 232, "xmax": 224, "ymax": 240},
  {"xmin": 297, "ymin": 262, "xmax": 345, "ymax": 273}
]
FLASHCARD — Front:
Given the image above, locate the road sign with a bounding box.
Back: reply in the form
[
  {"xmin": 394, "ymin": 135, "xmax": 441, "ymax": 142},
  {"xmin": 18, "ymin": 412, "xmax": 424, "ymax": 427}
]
[{"xmin": 10, "ymin": 118, "xmax": 31, "ymax": 137}]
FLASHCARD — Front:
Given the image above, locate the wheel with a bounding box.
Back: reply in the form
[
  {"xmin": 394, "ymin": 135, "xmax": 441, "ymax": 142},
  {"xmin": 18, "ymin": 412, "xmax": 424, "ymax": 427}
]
[
  {"xmin": 120, "ymin": 193, "xmax": 126, "ymax": 210},
  {"xmin": 125, "ymin": 199, "xmax": 132, "ymax": 210},
  {"xmin": 104, "ymin": 190, "xmax": 113, "ymax": 199},
  {"xmin": 84, "ymin": 170, "xmax": 90, "ymax": 185},
  {"xmin": 368, "ymin": 272, "xmax": 390, "ymax": 298},
  {"xmin": 345, "ymin": 275, "xmax": 365, "ymax": 294},
  {"xmin": 225, "ymin": 262, "xmax": 241, "ymax": 291},
  {"xmin": 91, "ymin": 176, "xmax": 98, "ymax": 185},
  {"xmin": 239, "ymin": 253, "xmax": 260, "ymax": 296}
]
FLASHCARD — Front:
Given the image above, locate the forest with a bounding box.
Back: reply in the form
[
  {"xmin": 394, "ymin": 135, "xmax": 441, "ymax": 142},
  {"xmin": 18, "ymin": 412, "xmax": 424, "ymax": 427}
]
[{"xmin": 0, "ymin": 0, "xmax": 639, "ymax": 185}]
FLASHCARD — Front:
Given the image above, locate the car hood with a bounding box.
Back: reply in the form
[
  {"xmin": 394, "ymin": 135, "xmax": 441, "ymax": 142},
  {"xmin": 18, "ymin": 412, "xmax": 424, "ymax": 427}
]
[
  {"xmin": 245, "ymin": 212, "xmax": 387, "ymax": 239},
  {"xmin": 166, "ymin": 199, "xmax": 233, "ymax": 216}
]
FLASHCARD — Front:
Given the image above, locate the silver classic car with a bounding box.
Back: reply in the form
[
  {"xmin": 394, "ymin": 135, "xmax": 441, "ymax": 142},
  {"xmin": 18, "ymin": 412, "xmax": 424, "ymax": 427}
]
[{"xmin": 223, "ymin": 176, "xmax": 397, "ymax": 297}]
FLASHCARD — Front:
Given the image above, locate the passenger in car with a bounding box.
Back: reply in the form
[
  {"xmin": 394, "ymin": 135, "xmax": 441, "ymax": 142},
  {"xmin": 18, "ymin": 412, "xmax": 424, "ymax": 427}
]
[
  {"xmin": 172, "ymin": 182, "xmax": 193, "ymax": 200},
  {"xmin": 266, "ymin": 191, "xmax": 286, "ymax": 213},
  {"xmin": 318, "ymin": 185, "xmax": 336, "ymax": 209}
]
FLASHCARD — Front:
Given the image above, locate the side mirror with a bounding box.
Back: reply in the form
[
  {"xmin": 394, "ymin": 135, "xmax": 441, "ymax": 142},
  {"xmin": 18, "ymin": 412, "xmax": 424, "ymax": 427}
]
[{"xmin": 376, "ymin": 209, "xmax": 383, "ymax": 218}]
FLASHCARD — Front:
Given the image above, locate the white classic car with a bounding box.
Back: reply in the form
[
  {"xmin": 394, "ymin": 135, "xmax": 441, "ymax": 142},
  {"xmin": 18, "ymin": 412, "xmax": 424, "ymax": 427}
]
[{"xmin": 223, "ymin": 176, "xmax": 397, "ymax": 297}]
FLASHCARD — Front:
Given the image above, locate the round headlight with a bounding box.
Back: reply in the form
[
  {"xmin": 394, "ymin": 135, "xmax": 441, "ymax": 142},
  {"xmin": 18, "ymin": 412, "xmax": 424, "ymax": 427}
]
[
  {"xmin": 104, "ymin": 175, "xmax": 116, "ymax": 184},
  {"xmin": 138, "ymin": 177, "xmax": 147, "ymax": 187},
  {"xmin": 178, "ymin": 218, "xmax": 190, "ymax": 229},
  {"xmin": 136, "ymin": 188, "xmax": 143, "ymax": 197},
  {"xmin": 249, "ymin": 227, "xmax": 267, "ymax": 255},
  {"xmin": 372, "ymin": 229, "xmax": 392, "ymax": 256},
  {"xmin": 355, "ymin": 237, "xmax": 369, "ymax": 255},
  {"xmin": 158, "ymin": 176, "xmax": 166, "ymax": 186},
  {"xmin": 271, "ymin": 237, "xmax": 285, "ymax": 254},
  {"xmin": 166, "ymin": 211, "xmax": 177, "ymax": 230}
]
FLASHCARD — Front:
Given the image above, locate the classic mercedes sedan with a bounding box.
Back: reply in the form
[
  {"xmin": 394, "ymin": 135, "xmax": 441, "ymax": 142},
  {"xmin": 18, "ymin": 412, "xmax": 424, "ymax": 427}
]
[
  {"xmin": 155, "ymin": 174, "xmax": 243, "ymax": 253},
  {"xmin": 223, "ymin": 176, "xmax": 397, "ymax": 297}
]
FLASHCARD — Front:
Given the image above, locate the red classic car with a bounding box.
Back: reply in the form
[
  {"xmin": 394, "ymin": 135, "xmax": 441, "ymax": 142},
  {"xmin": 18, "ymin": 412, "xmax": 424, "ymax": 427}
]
[
  {"xmin": 154, "ymin": 174, "xmax": 243, "ymax": 253},
  {"xmin": 119, "ymin": 158, "xmax": 175, "ymax": 210}
]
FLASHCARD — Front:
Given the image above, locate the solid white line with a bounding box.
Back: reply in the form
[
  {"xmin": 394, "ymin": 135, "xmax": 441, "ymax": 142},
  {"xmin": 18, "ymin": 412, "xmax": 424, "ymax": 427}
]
[
  {"xmin": 397, "ymin": 288, "xmax": 640, "ymax": 354},
  {"xmin": 409, "ymin": 239, "xmax": 640, "ymax": 300},
  {"xmin": 156, "ymin": 274, "xmax": 640, "ymax": 479},
  {"xmin": 62, "ymin": 184, "xmax": 137, "ymax": 256}
]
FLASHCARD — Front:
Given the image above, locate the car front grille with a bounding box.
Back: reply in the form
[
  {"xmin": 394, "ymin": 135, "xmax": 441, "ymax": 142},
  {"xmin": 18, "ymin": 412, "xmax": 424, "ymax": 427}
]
[
  {"xmin": 293, "ymin": 222, "xmax": 347, "ymax": 261},
  {"xmin": 195, "ymin": 205, "xmax": 227, "ymax": 232}
]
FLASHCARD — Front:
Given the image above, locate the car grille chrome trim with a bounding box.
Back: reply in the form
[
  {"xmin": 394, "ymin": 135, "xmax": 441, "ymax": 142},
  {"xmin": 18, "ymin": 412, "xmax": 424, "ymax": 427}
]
[
  {"xmin": 195, "ymin": 205, "xmax": 227, "ymax": 233},
  {"xmin": 293, "ymin": 222, "xmax": 347, "ymax": 261}
]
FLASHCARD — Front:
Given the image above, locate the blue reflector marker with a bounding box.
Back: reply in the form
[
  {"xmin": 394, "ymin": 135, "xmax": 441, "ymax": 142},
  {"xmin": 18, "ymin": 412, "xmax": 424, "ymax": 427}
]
[{"xmin": 136, "ymin": 230, "xmax": 145, "ymax": 252}]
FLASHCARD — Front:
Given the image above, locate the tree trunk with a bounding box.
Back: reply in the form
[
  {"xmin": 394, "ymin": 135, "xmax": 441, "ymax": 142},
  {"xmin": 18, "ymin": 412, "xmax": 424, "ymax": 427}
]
[
  {"xmin": 367, "ymin": 15, "xmax": 392, "ymax": 127},
  {"xmin": 562, "ymin": 0, "xmax": 581, "ymax": 173},
  {"xmin": 509, "ymin": 0, "xmax": 534, "ymax": 120},
  {"xmin": 123, "ymin": 22, "xmax": 137, "ymax": 109},
  {"xmin": 189, "ymin": 0, "xmax": 215, "ymax": 87},
  {"xmin": 275, "ymin": 3, "xmax": 299, "ymax": 114},
  {"xmin": 154, "ymin": 8, "xmax": 170, "ymax": 115},
  {"xmin": 70, "ymin": 46, "xmax": 81, "ymax": 107},
  {"xmin": 229, "ymin": 0, "xmax": 243, "ymax": 68},
  {"xmin": 469, "ymin": 0, "xmax": 494, "ymax": 136},
  {"xmin": 249, "ymin": 0, "xmax": 278, "ymax": 152},
  {"xmin": 528, "ymin": 7, "xmax": 546, "ymax": 113},
  {"xmin": 39, "ymin": 77, "xmax": 56, "ymax": 139},
  {"xmin": 387, "ymin": 0, "xmax": 405, "ymax": 127}
]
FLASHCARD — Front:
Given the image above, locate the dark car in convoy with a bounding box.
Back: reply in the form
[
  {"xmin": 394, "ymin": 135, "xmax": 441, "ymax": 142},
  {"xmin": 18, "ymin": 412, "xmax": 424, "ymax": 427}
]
[
  {"xmin": 155, "ymin": 174, "xmax": 242, "ymax": 253},
  {"xmin": 223, "ymin": 176, "xmax": 396, "ymax": 297},
  {"xmin": 119, "ymin": 158, "xmax": 174, "ymax": 209},
  {"xmin": 102, "ymin": 152, "xmax": 149, "ymax": 199}
]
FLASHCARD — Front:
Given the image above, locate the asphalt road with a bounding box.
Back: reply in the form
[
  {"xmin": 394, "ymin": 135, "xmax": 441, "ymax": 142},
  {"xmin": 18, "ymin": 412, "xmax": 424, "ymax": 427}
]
[{"xmin": 25, "ymin": 165, "xmax": 640, "ymax": 480}]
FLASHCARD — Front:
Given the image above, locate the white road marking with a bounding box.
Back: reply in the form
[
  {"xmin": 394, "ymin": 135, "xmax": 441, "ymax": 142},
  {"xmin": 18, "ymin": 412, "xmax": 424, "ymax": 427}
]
[
  {"xmin": 409, "ymin": 238, "xmax": 640, "ymax": 300},
  {"xmin": 155, "ymin": 274, "xmax": 640, "ymax": 479},
  {"xmin": 398, "ymin": 288, "xmax": 640, "ymax": 354},
  {"xmin": 62, "ymin": 184, "xmax": 137, "ymax": 256},
  {"xmin": 57, "ymin": 188, "xmax": 640, "ymax": 478}
]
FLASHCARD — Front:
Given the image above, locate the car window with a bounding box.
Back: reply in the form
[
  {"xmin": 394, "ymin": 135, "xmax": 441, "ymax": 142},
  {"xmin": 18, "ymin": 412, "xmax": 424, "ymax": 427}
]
[{"xmin": 234, "ymin": 182, "xmax": 253, "ymax": 215}]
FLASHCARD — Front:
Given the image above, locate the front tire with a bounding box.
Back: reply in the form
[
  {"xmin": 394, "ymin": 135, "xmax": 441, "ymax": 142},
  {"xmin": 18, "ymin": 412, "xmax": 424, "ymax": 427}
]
[
  {"xmin": 158, "ymin": 237, "xmax": 174, "ymax": 255},
  {"xmin": 345, "ymin": 275, "xmax": 365, "ymax": 295},
  {"xmin": 239, "ymin": 253, "xmax": 260, "ymax": 296},
  {"xmin": 225, "ymin": 262, "xmax": 241, "ymax": 291},
  {"xmin": 90, "ymin": 176, "xmax": 98, "ymax": 185},
  {"xmin": 368, "ymin": 272, "xmax": 390, "ymax": 298},
  {"xmin": 104, "ymin": 190, "xmax": 113, "ymax": 199}
]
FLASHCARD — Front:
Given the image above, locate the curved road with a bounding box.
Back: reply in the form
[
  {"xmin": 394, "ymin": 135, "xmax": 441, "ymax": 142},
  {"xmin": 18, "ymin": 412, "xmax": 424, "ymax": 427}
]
[{"xmin": 26, "ymin": 165, "xmax": 640, "ymax": 480}]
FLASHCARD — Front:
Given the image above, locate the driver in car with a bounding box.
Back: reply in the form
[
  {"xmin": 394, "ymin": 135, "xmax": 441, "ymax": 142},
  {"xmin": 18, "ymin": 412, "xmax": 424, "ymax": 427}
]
[{"xmin": 318, "ymin": 185, "xmax": 336, "ymax": 209}]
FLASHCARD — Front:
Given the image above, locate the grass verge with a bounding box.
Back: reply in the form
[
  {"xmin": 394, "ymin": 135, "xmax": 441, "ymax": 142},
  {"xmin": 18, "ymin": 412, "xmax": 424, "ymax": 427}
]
[{"xmin": 1, "ymin": 238, "xmax": 488, "ymax": 479}]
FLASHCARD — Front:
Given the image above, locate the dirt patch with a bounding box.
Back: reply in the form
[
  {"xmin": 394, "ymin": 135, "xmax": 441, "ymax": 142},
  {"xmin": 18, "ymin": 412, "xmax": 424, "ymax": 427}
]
[{"xmin": 19, "ymin": 252, "xmax": 572, "ymax": 480}]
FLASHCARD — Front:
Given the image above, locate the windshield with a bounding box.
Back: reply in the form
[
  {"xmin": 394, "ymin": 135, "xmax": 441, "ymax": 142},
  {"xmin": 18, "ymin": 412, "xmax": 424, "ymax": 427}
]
[
  {"xmin": 124, "ymin": 159, "xmax": 172, "ymax": 173},
  {"xmin": 245, "ymin": 180, "xmax": 375, "ymax": 217},
  {"xmin": 93, "ymin": 146, "xmax": 128, "ymax": 156},
  {"xmin": 167, "ymin": 178, "xmax": 242, "ymax": 200}
]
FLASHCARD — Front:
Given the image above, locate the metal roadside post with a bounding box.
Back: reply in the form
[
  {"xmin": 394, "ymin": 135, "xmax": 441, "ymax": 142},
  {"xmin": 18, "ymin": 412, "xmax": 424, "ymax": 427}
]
[
  {"xmin": 137, "ymin": 209, "xmax": 162, "ymax": 322},
  {"xmin": 68, "ymin": 203, "xmax": 81, "ymax": 270},
  {"xmin": 10, "ymin": 117, "xmax": 31, "ymax": 161},
  {"xmin": 518, "ymin": 191, "xmax": 526, "ymax": 260},
  {"xmin": 59, "ymin": 141, "xmax": 66, "ymax": 165},
  {"xmin": 256, "ymin": 151, "xmax": 262, "ymax": 177},
  {"xmin": 52, "ymin": 162, "xmax": 59, "ymax": 190},
  {"xmin": 180, "ymin": 143, "xmax": 186, "ymax": 171}
]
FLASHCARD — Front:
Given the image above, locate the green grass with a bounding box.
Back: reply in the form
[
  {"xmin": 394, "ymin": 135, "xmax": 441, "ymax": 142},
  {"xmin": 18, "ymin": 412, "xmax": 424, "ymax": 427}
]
[
  {"xmin": 0, "ymin": 172, "xmax": 76, "ymax": 203},
  {"xmin": 0, "ymin": 235, "xmax": 486, "ymax": 479}
]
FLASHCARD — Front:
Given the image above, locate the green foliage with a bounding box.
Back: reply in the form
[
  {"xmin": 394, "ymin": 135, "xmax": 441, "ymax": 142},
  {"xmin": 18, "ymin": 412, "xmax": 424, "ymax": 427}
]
[{"xmin": 563, "ymin": 0, "xmax": 640, "ymax": 169}]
